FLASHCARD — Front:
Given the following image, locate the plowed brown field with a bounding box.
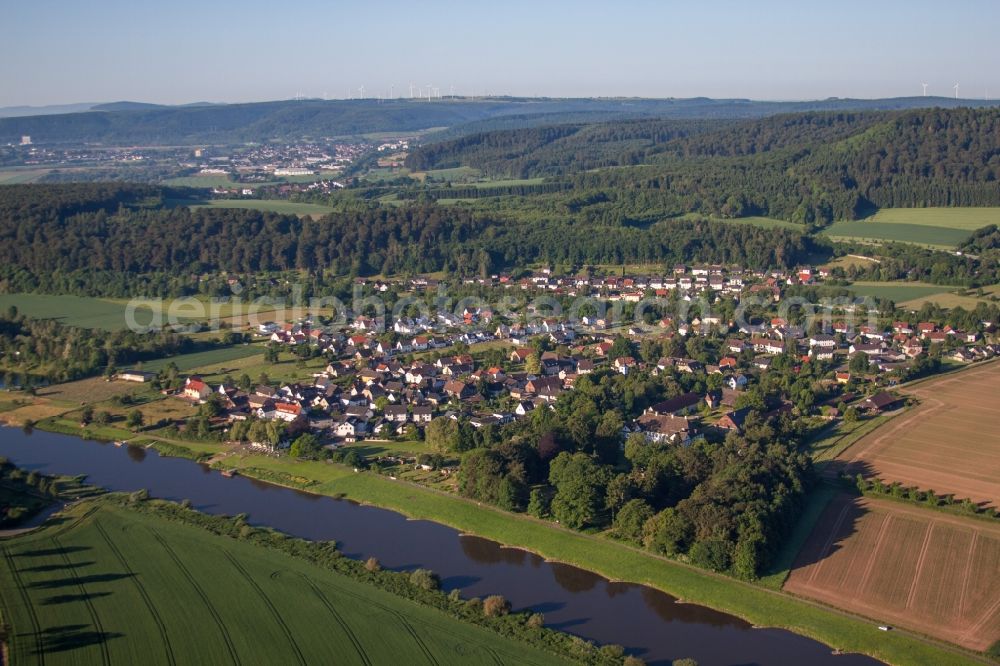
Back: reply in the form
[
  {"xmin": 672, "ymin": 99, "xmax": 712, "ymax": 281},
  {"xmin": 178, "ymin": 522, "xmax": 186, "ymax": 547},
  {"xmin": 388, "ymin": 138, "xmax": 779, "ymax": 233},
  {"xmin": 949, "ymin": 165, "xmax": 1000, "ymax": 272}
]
[
  {"xmin": 785, "ymin": 495, "xmax": 1000, "ymax": 651},
  {"xmin": 835, "ymin": 360, "xmax": 1000, "ymax": 508}
]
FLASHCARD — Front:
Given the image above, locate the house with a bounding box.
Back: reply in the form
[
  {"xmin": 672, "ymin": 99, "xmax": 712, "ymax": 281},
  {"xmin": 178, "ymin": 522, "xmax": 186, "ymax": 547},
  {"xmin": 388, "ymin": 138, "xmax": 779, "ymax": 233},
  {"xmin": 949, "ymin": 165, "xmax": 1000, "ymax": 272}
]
[
  {"xmin": 902, "ymin": 338, "xmax": 924, "ymax": 358},
  {"xmin": 860, "ymin": 392, "xmax": 901, "ymax": 414},
  {"xmin": 183, "ymin": 378, "xmax": 212, "ymax": 403},
  {"xmin": 725, "ymin": 374, "xmax": 748, "ymax": 390},
  {"xmin": 384, "ymin": 405, "xmax": 409, "ymax": 422},
  {"xmin": 510, "ymin": 348, "xmax": 533, "ymax": 363},
  {"xmin": 647, "ymin": 392, "xmax": 702, "ymax": 416},
  {"xmin": 716, "ymin": 407, "xmax": 752, "ymax": 434},
  {"xmin": 411, "ymin": 405, "xmax": 434, "ymax": 423},
  {"xmin": 514, "ymin": 401, "xmax": 535, "ymax": 416},
  {"xmin": 443, "ymin": 380, "xmax": 475, "ymax": 400},
  {"xmin": 835, "ymin": 371, "xmax": 851, "ymax": 384},
  {"xmin": 613, "ymin": 356, "xmax": 637, "ymax": 375},
  {"xmin": 635, "ymin": 413, "xmax": 695, "ymax": 445},
  {"xmin": 272, "ymin": 402, "xmax": 304, "ymax": 422},
  {"xmin": 849, "ymin": 342, "xmax": 883, "ymax": 357}
]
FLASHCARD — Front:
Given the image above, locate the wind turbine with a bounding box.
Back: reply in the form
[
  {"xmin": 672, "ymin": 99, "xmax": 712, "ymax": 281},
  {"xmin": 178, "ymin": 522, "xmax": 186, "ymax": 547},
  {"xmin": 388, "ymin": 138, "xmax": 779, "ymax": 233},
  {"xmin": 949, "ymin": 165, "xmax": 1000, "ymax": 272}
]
[
  {"xmin": 409, "ymin": 82, "xmax": 414, "ymax": 98},
  {"xmin": 921, "ymin": 83, "xmax": 928, "ymax": 97},
  {"xmin": 358, "ymin": 85, "xmax": 365, "ymax": 99},
  {"xmin": 954, "ymin": 83, "xmax": 960, "ymax": 99}
]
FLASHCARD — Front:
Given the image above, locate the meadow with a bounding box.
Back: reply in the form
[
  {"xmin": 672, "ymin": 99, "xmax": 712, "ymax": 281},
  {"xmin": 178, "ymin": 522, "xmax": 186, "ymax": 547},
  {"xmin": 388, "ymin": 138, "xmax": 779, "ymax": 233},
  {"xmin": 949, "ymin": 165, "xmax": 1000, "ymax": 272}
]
[
  {"xmin": 823, "ymin": 207, "xmax": 1000, "ymax": 249},
  {"xmin": 0, "ymin": 500, "xmax": 569, "ymax": 666},
  {"xmin": 0, "ymin": 169, "xmax": 50, "ymax": 184},
  {"xmin": 0, "ymin": 294, "xmax": 156, "ymax": 331},
  {"xmin": 173, "ymin": 198, "xmax": 335, "ymax": 217},
  {"xmin": 674, "ymin": 213, "xmax": 803, "ymax": 230},
  {"xmin": 0, "ymin": 294, "xmax": 298, "ymax": 332}
]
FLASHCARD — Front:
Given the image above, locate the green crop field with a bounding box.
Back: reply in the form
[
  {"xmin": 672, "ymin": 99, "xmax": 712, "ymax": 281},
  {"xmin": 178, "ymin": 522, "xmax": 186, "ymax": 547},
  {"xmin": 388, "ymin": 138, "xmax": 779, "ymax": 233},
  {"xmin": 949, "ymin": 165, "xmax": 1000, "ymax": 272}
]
[
  {"xmin": 823, "ymin": 207, "xmax": 1000, "ymax": 249},
  {"xmin": 846, "ymin": 281, "xmax": 956, "ymax": 303},
  {"xmin": 0, "ymin": 294, "xmax": 161, "ymax": 331},
  {"xmin": 0, "ymin": 500, "xmax": 567, "ymax": 666},
  {"xmin": 134, "ymin": 345, "xmax": 264, "ymax": 373},
  {"xmin": 173, "ymin": 199, "xmax": 335, "ymax": 216}
]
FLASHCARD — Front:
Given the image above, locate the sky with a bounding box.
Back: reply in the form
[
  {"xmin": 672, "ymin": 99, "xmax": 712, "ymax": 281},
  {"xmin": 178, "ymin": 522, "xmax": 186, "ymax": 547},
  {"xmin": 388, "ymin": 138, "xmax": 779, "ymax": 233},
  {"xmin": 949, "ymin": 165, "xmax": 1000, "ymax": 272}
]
[{"xmin": 2, "ymin": 0, "xmax": 998, "ymax": 107}]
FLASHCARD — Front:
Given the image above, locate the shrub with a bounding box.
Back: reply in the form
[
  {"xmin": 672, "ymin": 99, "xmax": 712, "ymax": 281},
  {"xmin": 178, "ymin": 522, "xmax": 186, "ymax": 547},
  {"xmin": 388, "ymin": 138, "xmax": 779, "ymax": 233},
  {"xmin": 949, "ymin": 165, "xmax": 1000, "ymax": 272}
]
[
  {"xmin": 482, "ymin": 595, "xmax": 511, "ymax": 618},
  {"xmin": 409, "ymin": 568, "xmax": 440, "ymax": 591}
]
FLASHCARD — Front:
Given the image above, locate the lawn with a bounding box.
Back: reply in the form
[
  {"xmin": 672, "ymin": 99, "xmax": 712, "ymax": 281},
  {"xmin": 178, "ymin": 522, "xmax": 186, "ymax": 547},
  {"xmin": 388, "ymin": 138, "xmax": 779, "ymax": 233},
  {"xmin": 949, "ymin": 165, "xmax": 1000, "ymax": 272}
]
[
  {"xmin": 0, "ymin": 499, "xmax": 569, "ymax": 666},
  {"xmin": 172, "ymin": 198, "xmax": 335, "ymax": 217},
  {"xmin": 823, "ymin": 207, "xmax": 1000, "ymax": 249}
]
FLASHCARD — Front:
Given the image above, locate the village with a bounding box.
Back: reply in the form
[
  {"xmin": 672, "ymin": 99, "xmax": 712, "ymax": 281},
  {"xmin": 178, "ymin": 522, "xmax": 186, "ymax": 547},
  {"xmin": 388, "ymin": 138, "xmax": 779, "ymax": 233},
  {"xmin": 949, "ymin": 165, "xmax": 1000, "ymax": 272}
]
[{"xmin": 121, "ymin": 261, "xmax": 999, "ymax": 454}]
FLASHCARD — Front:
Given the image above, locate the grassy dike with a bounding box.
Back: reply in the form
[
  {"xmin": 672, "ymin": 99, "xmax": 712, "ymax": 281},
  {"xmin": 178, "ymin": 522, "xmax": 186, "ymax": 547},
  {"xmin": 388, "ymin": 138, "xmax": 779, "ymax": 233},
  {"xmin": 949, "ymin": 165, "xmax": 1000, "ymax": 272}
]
[
  {"xmin": 25, "ymin": 418, "xmax": 987, "ymax": 666},
  {"xmin": 198, "ymin": 448, "xmax": 983, "ymax": 666}
]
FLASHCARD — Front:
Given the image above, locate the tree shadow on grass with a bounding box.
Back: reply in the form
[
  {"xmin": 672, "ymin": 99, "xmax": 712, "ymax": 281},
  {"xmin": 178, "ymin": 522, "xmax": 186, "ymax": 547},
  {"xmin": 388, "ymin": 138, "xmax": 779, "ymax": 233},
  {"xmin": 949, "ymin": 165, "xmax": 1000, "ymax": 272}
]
[
  {"xmin": 28, "ymin": 572, "xmax": 134, "ymax": 590},
  {"xmin": 41, "ymin": 591, "xmax": 113, "ymax": 606},
  {"xmin": 15, "ymin": 545, "xmax": 90, "ymax": 558},
  {"xmin": 30, "ymin": 624, "xmax": 124, "ymax": 655}
]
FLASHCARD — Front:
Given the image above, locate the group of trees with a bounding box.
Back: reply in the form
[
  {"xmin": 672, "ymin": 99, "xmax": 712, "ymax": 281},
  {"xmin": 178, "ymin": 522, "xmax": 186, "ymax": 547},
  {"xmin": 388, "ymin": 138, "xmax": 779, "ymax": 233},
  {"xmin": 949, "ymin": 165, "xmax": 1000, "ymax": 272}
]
[
  {"xmin": 0, "ymin": 307, "xmax": 213, "ymax": 383},
  {"xmin": 447, "ymin": 364, "xmax": 813, "ymax": 579}
]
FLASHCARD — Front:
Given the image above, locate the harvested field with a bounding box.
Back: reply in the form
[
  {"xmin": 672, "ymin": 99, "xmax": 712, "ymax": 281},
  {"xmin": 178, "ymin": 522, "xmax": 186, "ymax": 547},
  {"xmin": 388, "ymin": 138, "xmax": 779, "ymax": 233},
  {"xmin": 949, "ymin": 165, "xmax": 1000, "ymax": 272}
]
[
  {"xmin": 834, "ymin": 360, "xmax": 1000, "ymax": 508},
  {"xmin": 785, "ymin": 495, "xmax": 1000, "ymax": 651}
]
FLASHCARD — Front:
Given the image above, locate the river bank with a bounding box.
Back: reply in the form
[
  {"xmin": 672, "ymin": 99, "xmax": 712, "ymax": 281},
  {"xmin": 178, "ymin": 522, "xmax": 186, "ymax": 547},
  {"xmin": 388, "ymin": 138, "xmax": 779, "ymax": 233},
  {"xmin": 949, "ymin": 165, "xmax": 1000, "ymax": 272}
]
[{"xmin": 6, "ymin": 420, "xmax": 986, "ymax": 666}]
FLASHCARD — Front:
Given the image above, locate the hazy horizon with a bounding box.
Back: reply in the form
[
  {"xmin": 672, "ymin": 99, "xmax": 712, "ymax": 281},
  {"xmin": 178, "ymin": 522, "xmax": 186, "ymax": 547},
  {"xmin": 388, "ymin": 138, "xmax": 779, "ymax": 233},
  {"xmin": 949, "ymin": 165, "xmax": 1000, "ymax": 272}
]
[{"xmin": 3, "ymin": 0, "xmax": 999, "ymax": 107}]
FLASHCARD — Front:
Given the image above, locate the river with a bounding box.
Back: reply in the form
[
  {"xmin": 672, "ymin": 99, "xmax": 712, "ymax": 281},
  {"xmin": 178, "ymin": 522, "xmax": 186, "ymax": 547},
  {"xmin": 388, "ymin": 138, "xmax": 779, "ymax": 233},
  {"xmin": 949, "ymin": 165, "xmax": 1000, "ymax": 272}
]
[{"xmin": 0, "ymin": 426, "xmax": 881, "ymax": 666}]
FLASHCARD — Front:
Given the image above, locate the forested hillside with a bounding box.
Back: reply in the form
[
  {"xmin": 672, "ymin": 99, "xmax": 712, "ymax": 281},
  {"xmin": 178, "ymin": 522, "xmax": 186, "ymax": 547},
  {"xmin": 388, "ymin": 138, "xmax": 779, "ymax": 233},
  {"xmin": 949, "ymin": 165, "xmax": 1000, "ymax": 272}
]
[
  {"xmin": 407, "ymin": 108, "xmax": 1000, "ymax": 224},
  {"xmin": 3, "ymin": 96, "xmax": 998, "ymax": 145},
  {"xmin": 0, "ymin": 184, "xmax": 810, "ymax": 292}
]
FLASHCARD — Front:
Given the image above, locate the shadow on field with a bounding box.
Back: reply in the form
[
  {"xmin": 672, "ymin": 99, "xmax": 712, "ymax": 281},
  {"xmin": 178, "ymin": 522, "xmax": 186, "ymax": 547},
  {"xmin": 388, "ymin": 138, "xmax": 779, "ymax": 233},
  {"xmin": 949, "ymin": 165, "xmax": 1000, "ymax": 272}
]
[
  {"xmin": 22, "ymin": 560, "xmax": 96, "ymax": 573},
  {"xmin": 30, "ymin": 624, "xmax": 123, "ymax": 654},
  {"xmin": 16, "ymin": 545, "xmax": 91, "ymax": 558},
  {"xmin": 41, "ymin": 591, "xmax": 113, "ymax": 606},
  {"xmin": 28, "ymin": 572, "xmax": 134, "ymax": 590},
  {"xmin": 787, "ymin": 479, "xmax": 873, "ymax": 571}
]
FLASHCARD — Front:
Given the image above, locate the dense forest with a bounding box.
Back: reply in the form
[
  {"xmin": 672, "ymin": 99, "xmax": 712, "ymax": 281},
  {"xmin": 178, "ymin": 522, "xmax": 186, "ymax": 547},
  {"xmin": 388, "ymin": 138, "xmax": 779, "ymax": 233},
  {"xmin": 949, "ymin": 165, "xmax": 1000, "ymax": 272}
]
[
  {"xmin": 406, "ymin": 108, "xmax": 1000, "ymax": 224},
  {"xmin": 0, "ymin": 184, "xmax": 812, "ymax": 294}
]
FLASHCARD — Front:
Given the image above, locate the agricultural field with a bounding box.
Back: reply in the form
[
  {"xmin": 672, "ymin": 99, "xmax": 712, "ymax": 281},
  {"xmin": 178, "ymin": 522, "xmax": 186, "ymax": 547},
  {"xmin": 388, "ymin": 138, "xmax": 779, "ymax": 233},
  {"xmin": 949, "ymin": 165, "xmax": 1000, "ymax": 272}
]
[
  {"xmin": 823, "ymin": 207, "xmax": 1000, "ymax": 249},
  {"xmin": 0, "ymin": 500, "xmax": 568, "ymax": 666},
  {"xmin": 0, "ymin": 168, "xmax": 51, "ymax": 184},
  {"xmin": 175, "ymin": 198, "xmax": 335, "ymax": 217},
  {"xmin": 134, "ymin": 345, "xmax": 264, "ymax": 373},
  {"xmin": 0, "ymin": 294, "xmax": 162, "ymax": 331},
  {"xmin": 784, "ymin": 495, "xmax": 1000, "ymax": 651},
  {"xmin": 162, "ymin": 174, "xmax": 241, "ymax": 188},
  {"xmin": 846, "ymin": 281, "xmax": 957, "ymax": 304},
  {"xmin": 835, "ymin": 360, "xmax": 1000, "ymax": 508}
]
